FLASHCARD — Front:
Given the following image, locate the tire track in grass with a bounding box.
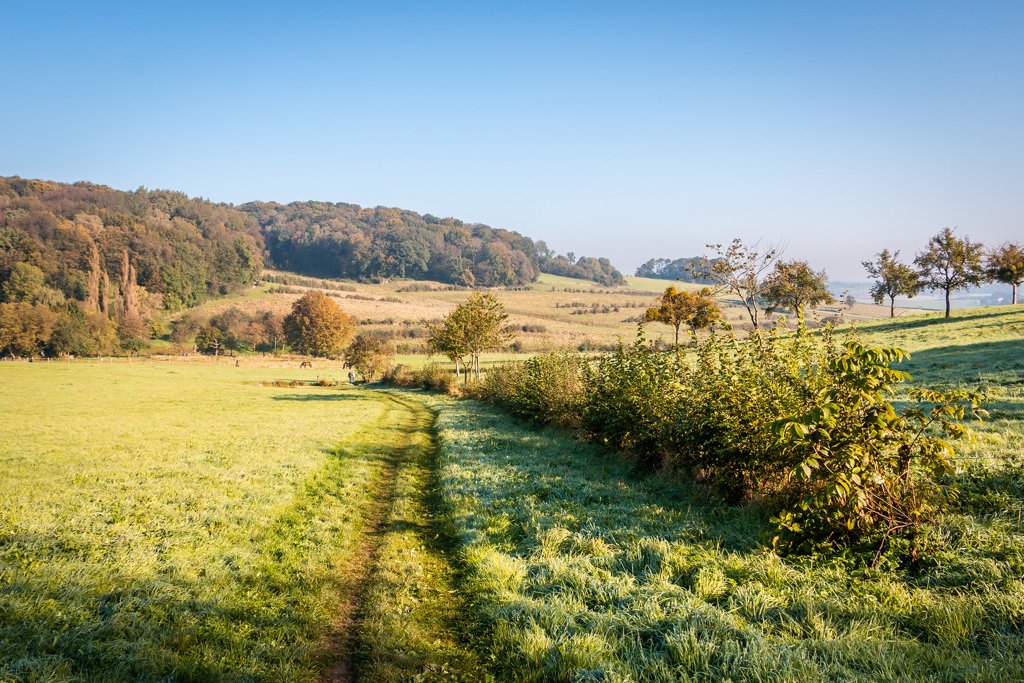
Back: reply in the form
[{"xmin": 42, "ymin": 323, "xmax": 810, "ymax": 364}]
[{"xmin": 322, "ymin": 392, "xmax": 484, "ymax": 683}]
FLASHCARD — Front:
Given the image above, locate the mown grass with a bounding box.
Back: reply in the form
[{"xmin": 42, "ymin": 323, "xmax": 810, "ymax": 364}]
[
  {"xmin": 0, "ymin": 363, "xmax": 474, "ymax": 682},
  {"xmin": 429, "ymin": 306, "xmax": 1024, "ymax": 681}
]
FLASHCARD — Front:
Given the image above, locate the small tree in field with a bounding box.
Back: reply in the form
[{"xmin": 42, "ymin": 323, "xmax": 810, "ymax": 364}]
[
  {"xmin": 284, "ymin": 291, "xmax": 355, "ymax": 358},
  {"xmin": 344, "ymin": 334, "xmax": 395, "ymax": 381},
  {"xmin": 762, "ymin": 260, "xmax": 833, "ymax": 325},
  {"xmin": 987, "ymin": 242, "xmax": 1024, "ymax": 305},
  {"xmin": 863, "ymin": 249, "xmax": 921, "ymax": 317},
  {"xmin": 915, "ymin": 227, "xmax": 985, "ymax": 318},
  {"xmin": 644, "ymin": 286, "xmax": 721, "ymax": 345},
  {"xmin": 428, "ymin": 292, "xmax": 514, "ymax": 382},
  {"xmin": 702, "ymin": 239, "xmax": 779, "ymax": 330}
]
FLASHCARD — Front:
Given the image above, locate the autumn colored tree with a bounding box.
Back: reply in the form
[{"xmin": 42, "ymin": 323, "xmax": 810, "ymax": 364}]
[
  {"xmin": 762, "ymin": 260, "xmax": 833, "ymax": 325},
  {"xmin": 987, "ymin": 242, "xmax": 1024, "ymax": 305},
  {"xmin": 644, "ymin": 286, "xmax": 721, "ymax": 345},
  {"xmin": 863, "ymin": 249, "xmax": 921, "ymax": 317},
  {"xmin": 344, "ymin": 334, "xmax": 395, "ymax": 381},
  {"xmin": 284, "ymin": 291, "xmax": 355, "ymax": 358},
  {"xmin": 915, "ymin": 227, "xmax": 986, "ymax": 318},
  {"xmin": 0, "ymin": 302, "xmax": 57, "ymax": 357}
]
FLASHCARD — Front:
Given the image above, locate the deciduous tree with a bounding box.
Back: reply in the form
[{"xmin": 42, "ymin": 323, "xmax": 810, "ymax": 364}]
[
  {"xmin": 987, "ymin": 242, "xmax": 1024, "ymax": 305},
  {"xmin": 283, "ymin": 291, "xmax": 355, "ymax": 358},
  {"xmin": 703, "ymin": 239, "xmax": 779, "ymax": 330},
  {"xmin": 644, "ymin": 286, "xmax": 721, "ymax": 345},
  {"xmin": 915, "ymin": 227, "xmax": 985, "ymax": 318},
  {"xmin": 863, "ymin": 249, "xmax": 921, "ymax": 317},
  {"xmin": 428, "ymin": 292, "xmax": 514, "ymax": 382},
  {"xmin": 344, "ymin": 334, "xmax": 395, "ymax": 381},
  {"xmin": 762, "ymin": 260, "xmax": 833, "ymax": 325}
]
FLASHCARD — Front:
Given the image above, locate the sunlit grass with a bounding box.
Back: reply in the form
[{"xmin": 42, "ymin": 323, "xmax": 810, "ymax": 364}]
[
  {"xmin": 430, "ymin": 305, "xmax": 1024, "ymax": 681},
  {"xmin": 0, "ymin": 364, "xmax": 393, "ymax": 681}
]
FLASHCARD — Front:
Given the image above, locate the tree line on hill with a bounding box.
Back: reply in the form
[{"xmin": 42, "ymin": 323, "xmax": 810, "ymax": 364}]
[
  {"xmin": 241, "ymin": 200, "xmax": 624, "ymax": 287},
  {"xmin": 0, "ymin": 177, "xmax": 623, "ymax": 358}
]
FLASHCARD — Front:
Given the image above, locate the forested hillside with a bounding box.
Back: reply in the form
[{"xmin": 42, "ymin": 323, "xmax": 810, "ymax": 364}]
[
  {"xmin": 0, "ymin": 177, "xmax": 262, "ymax": 312},
  {"xmin": 242, "ymin": 200, "xmax": 623, "ymax": 286}
]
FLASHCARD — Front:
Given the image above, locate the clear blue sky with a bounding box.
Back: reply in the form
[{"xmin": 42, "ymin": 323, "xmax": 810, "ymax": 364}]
[{"xmin": 3, "ymin": 1, "xmax": 1021, "ymax": 279}]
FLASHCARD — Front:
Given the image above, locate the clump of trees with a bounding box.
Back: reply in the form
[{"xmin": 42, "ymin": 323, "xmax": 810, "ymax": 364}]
[
  {"xmin": 635, "ymin": 256, "xmax": 718, "ymax": 283},
  {"xmin": 427, "ymin": 293, "xmax": 515, "ymax": 382},
  {"xmin": 244, "ymin": 202, "xmax": 623, "ymax": 287},
  {"xmin": 862, "ymin": 228, "xmax": 1021, "ymax": 318}
]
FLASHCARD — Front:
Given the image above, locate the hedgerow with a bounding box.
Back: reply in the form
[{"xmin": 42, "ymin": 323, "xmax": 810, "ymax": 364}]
[{"xmin": 479, "ymin": 326, "xmax": 984, "ymax": 561}]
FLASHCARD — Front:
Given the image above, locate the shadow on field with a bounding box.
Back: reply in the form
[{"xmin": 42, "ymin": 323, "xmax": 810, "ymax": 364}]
[
  {"xmin": 863, "ymin": 308, "xmax": 1016, "ymax": 335},
  {"xmin": 271, "ymin": 392, "xmax": 364, "ymax": 402},
  {"xmin": 898, "ymin": 339, "xmax": 1024, "ymax": 385}
]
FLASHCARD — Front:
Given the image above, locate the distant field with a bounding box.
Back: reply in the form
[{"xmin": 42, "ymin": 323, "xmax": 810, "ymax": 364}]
[{"xmin": 179, "ymin": 271, "xmax": 903, "ymax": 357}]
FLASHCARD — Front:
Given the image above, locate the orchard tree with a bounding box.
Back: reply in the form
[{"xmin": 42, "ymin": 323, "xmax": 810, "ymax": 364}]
[
  {"xmin": 644, "ymin": 286, "xmax": 721, "ymax": 345},
  {"xmin": 284, "ymin": 291, "xmax": 355, "ymax": 358},
  {"xmin": 863, "ymin": 249, "xmax": 921, "ymax": 317},
  {"xmin": 762, "ymin": 260, "xmax": 833, "ymax": 325},
  {"xmin": 915, "ymin": 227, "xmax": 985, "ymax": 318},
  {"xmin": 703, "ymin": 239, "xmax": 779, "ymax": 329},
  {"xmin": 344, "ymin": 334, "xmax": 395, "ymax": 381},
  {"xmin": 987, "ymin": 242, "xmax": 1024, "ymax": 305}
]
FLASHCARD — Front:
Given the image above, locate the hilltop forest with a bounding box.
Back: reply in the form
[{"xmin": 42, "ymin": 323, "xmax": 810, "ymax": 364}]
[
  {"xmin": 0, "ymin": 179, "xmax": 623, "ymax": 312},
  {"xmin": 241, "ymin": 200, "xmax": 623, "ymax": 286}
]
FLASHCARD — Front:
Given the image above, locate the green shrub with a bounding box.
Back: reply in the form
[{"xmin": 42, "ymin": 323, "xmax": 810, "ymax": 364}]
[
  {"xmin": 413, "ymin": 364, "xmax": 458, "ymax": 394},
  {"xmin": 475, "ymin": 323, "xmax": 983, "ymax": 562},
  {"xmin": 771, "ymin": 342, "xmax": 986, "ymax": 561},
  {"xmin": 482, "ymin": 351, "xmax": 589, "ymax": 428}
]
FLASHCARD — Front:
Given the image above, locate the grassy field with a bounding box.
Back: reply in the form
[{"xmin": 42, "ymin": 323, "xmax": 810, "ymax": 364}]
[
  {"xmin": 0, "ymin": 363, "xmax": 477, "ymax": 682},
  {"xmin": 3, "ymin": 305, "xmax": 1022, "ymax": 681},
  {"xmin": 426, "ymin": 306, "xmax": 1024, "ymax": 682}
]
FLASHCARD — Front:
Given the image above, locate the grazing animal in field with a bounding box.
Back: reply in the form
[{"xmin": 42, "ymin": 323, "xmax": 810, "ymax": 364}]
[{"xmin": 300, "ymin": 361, "xmax": 312, "ymax": 368}]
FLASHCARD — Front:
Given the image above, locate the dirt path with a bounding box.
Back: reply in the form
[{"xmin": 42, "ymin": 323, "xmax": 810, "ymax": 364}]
[{"xmin": 321, "ymin": 392, "xmax": 484, "ymax": 683}]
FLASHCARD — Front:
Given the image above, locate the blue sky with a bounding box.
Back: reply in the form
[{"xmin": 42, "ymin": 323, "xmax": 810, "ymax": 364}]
[{"xmin": 3, "ymin": 1, "xmax": 1021, "ymax": 279}]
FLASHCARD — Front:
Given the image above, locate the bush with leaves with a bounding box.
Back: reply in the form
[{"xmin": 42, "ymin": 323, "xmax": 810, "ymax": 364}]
[
  {"xmin": 482, "ymin": 351, "xmax": 589, "ymax": 428},
  {"xmin": 344, "ymin": 334, "xmax": 395, "ymax": 381},
  {"xmin": 476, "ymin": 323, "xmax": 982, "ymax": 562},
  {"xmin": 771, "ymin": 341, "xmax": 985, "ymax": 562},
  {"xmin": 585, "ymin": 329, "xmax": 686, "ymax": 467}
]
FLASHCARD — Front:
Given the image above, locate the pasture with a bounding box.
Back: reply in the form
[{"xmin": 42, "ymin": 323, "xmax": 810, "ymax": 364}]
[
  {"xmin": 1, "ymin": 304, "xmax": 1022, "ymax": 681},
  {"xmin": 0, "ymin": 363, "xmax": 477, "ymax": 682}
]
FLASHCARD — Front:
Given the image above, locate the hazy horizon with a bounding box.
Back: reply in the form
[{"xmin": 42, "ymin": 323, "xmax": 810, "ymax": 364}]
[{"xmin": 4, "ymin": 2, "xmax": 1021, "ymax": 280}]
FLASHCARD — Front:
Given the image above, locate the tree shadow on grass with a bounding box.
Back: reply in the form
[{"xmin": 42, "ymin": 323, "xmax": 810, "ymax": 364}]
[
  {"xmin": 857, "ymin": 308, "xmax": 1019, "ymax": 336},
  {"xmin": 271, "ymin": 392, "xmax": 364, "ymax": 402},
  {"xmin": 897, "ymin": 339, "xmax": 1024, "ymax": 387}
]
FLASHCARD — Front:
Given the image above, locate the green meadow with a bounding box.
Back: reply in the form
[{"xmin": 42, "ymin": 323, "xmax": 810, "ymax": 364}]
[{"xmin": 1, "ymin": 305, "xmax": 1022, "ymax": 681}]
